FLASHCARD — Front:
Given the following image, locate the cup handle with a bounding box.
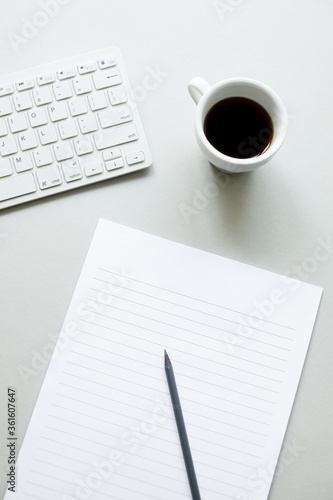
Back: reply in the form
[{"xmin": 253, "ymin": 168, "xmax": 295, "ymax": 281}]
[{"xmin": 188, "ymin": 77, "xmax": 211, "ymax": 105}]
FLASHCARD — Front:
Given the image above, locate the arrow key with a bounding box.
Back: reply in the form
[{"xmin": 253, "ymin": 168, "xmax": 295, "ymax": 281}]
[
  {"xmin": 126, "ymin": 151, "xmax": 145, "ymax": 166},
  {"xmin": 84, "ymin": 162, "xmax": 103, "ymax": 177},
  {"xmin": 105, "ymin": 157, "xmax": 124, "ymax": 171}
]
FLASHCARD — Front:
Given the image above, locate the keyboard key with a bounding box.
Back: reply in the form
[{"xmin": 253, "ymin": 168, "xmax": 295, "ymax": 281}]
[
  {"xmin": 36, "ymin": 165, "xmax": 62, "ymax": 189},
  {"xmin": 0, "ymin": 136, "xmax": 18, "ymax": 156},
  {"xmin": 0, "ymin": 158, "xmax": 13, "ymax": 178},
  {"xmin": 13, "ymin": 153, "xmax": 34, "ymax": 172},
  {"xmin": 126, "ymin": 151, "xmax": 145, "ymax": 165},
  {"xmin": 8, "ymin": 114, "xmax": 28, "ymax": 133},
  {"xmin": 0, "ymin": 172, "xmax": 36, "ymax": 201},
  {"xmin": 33, "ymin": 147, "xmax": 53, "ymax": 167},
  {"xmin": 108, "ymin": 86, "xmax": 127, "ymax": 105},
  {"xmin": 37, "ymin": 73, "xmax": 56, "ymax": 86},
  {"xmin": 57, "ymin": 68, "xmax": 76, "ymax": 80},
  {"xmin": 38, "ymin": 124, "xmax": 58, "ymax": 145},
  {"xmin": 58, "ymin": 121, "xmax": 78, "ymax": 139},
  {"xmin": 93, "ymin": 69, "xmax": 122, "ymax": 90},
  {"xmin": 28, "ymin": 108, "xmax": 48, "ymax": 128},
  {"xmin": 33, "ymin": 87, "xmax": 53, "ymax": 106},
  {"xmin": 88, "ymin": 92, "xmax": 108, "ymax": 111},
  {"xmin": 13, "ymin": 93, "xmax": 32, "ymax": 112},
  {"xmin": 18, "ymin": 130, "xmax": 38, "ymax": 151},
  {"xmin": 102, "ymin": 147, "xmax": 121, "ymax": 161},
  {"xmin": 0, "ymin": 84, "xmax": 14, "ymax": 96},
  {"xmin": 49, "ymin": 102, "xmax": 68, "ymax": 122},
  {"xmin": 16, "ymin": 79, "xmax": 35, "ymax": 91},
  {"xmin": 73, "ymin": 76, "xmax": 93, "ymax": 95},
  {"xmin": 62, "ymin": 159, "xmax": 82, "ymax": 182},
  {"xmin": 0, "ymin": 118, "xmax": 8, "ymax": 137},
  {"xmin": 78, "ymin": 62, "xmax": 96, "ymax": 74},
  {"xmin": 105, "ymin": 157, "xmax": 124, "ymax": 171},
  {"xmin": 78, "ymin": 115, "xmax": 98, "ymax": 134},
  {"xmin": 98, "ymin": 56, "xmax": 117, "ymax": 69},
  {"xmin": 54, "ymin": 82, "xmax": 72, "ymax": 101},
  {"xmin": 84, "ymin": 162, "xmax": 103, "ymax": 177},
  {"xmin": 54, "ymin": 142, "xmax": 73, "ymax": 161},
  {"xmin": 74, "ymin": 137, "xmax": 94, "ymax": 156},
  {"xmin": 0, "ymin": 97, "xmax": 13, "ymax": 116},
  {"xmin": 68, "ymin": 98, "xmax": 88, "ymax": 116},
  {"xmin": 98, "ymin": 106, "xmax": 132, "ymax": 128},
  {"xmin": 94, "ymin": 123, "xmax": 138, "ymax": 150}
]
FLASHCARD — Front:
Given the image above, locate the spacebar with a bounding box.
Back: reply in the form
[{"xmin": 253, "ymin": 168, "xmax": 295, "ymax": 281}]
[
  {"xmin": 0, "ymin": 173, "xmax": 37, "ymax": 202},
  {"xmin": 93, "ymin": 123, "xmax": 139, "ymax": 150}
]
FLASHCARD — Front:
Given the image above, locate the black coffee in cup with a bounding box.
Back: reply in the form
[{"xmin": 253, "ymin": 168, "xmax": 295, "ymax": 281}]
[{"xmin": 204, "ymin": 97, "xmax": 274, "ymax": 159}]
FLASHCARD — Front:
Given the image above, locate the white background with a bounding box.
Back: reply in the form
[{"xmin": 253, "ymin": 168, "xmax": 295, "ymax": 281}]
[{"xmin": 0, "ymin": 0, "xmax": 332, "ymax": 498}]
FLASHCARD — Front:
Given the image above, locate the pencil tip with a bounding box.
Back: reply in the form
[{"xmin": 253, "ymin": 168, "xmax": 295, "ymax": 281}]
[{"xmin": 164, "ymin": 349, "xmax": 171, "ymax": 368}]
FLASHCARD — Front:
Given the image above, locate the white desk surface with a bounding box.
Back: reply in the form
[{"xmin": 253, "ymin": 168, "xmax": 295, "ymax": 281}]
[{"xmin": 1, "ymin": 0, "xmax": 332, "ymax": 498}]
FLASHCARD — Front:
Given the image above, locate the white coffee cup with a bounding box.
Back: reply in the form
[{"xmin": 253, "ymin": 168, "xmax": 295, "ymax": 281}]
[{"xmin": 188, "ymin": 77, "xmax": 288, "ymax": 173}]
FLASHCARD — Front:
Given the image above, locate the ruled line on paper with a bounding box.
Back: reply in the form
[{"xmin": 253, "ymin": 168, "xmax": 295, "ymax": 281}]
[
  {"xmin": 91, "ymin": 281, "xmax": 293, "ymax": 339},
  {"xmin": 39, "ymin": 438, "xmax": 112, "ymax": 460},
  {"xmin": 45, "ymin": 415, "xmax": 261, "ymax": 466},
  {"xmin": 55, "ymin": 386, "xmax": 270, "ymax": 433},
  {"xmin": 85, "ymin": 300, "xmax": 292, "ymax": 359},
  {"xmin": 52, "ymin": 393, "xmax": 269, "ymax": 448},
  {"xmin": 43, "ymin": 424, "xmax": 258, "ymax": 471},
  {"xmin": 63, "ymin": 360, "xmax": 278, "ymax": 405},
  {"xmin": 44, "ymin": 425, "xmax": 126, "ymax": 450},
  {"xmin": 50, "ymin": 401, "xmax": 266, "ymax": 449},
  {"xmin": 47, "ymin": 408, "xmax": 263, "ymax": 459},
  {"xmin": 96, "ymin": 268, "xmax": 296, "ymax": 331},
  {"xmin": 64, "ymin": 361, "xmax": 276, "ymax": 408},
  {"xmin": 81, "ymin": 316, "xmax": 288, "ymax": 373},
  {"xmin": 27, "ymin": 475, "xmax": 160, "ymax": 500},
  {"xmin": 30, "ymin": 458, "xmax": 206, "ymax": 498},
  {"xmin": 72, "ymin": 337, "xmax": 284, "ymax": 384},
  {"xmin": 38, "ymin": 439, "xmax": 253, "ymax": 479},
  {"xmin": 33, "ymin": 456, "xmax": 189, "ymax": 487},
  {"xmin": 90, "ymin": 285, "xmax": 295, "ymax": 344},
  {"xmin": 37, "ymin": 444, "xmax": 187, "ymax": 475},
  {"xmin": 20, "ymin": 493, "xmax": 48, "ymax": 500},
  {"xmin": 27, "ymin": 476, "xmax": 73, "ymax": 488},
  {"xmin": 34, "ymin": 454, "xmax": 243, "ymax": 493},
  {"xmin": 38, "ymin": 441, "xmax": 185, "ymax": 476},
  {"xmin": 30, "ymin": 461, "xmax": 190, "ymax": 497},
  {"xmin": 30, "ymin": 463, "xmax": 242, "ymax": 498},
  {"xmin": 60, "ymin": 370, "xmax": 275, "ymax": 415},
  {"xmin": 63, "ymin": 361, "xmax": 277, "ymax": 415},
  {"xmin": 69, "ymin": 348, "xmax": 281, "ymax": 393},
  {"xmin": 40, "ymin": 437, "xmax": 257, "ymax": 478}
]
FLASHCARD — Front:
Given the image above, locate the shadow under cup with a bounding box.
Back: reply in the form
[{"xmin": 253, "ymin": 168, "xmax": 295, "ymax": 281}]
[{"xmin": 197, "ymin": 80, "xmax": 288, "ymax": 173}]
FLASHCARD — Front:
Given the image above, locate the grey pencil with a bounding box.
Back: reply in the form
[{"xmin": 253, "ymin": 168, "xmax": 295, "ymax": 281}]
[{"xmin": 164, "ymin": 350, "xmax": 201, "ymax": 500}]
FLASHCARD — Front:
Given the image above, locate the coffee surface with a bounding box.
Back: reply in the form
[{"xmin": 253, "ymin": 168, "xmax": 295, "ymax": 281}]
[{"xmin": 204, "ymin": 97, "xmax": 274, "ymax": 159}]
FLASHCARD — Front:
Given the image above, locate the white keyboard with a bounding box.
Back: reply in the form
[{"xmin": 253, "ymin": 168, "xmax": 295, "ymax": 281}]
[{"xmin": 0, "ymin": 47, "xmax": 152, "ymax": 210}]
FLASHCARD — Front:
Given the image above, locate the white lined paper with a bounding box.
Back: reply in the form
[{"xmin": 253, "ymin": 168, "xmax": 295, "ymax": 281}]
[{"xmin": 7, "ymin": 219, "xmax": 322, "ymax": 500}]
